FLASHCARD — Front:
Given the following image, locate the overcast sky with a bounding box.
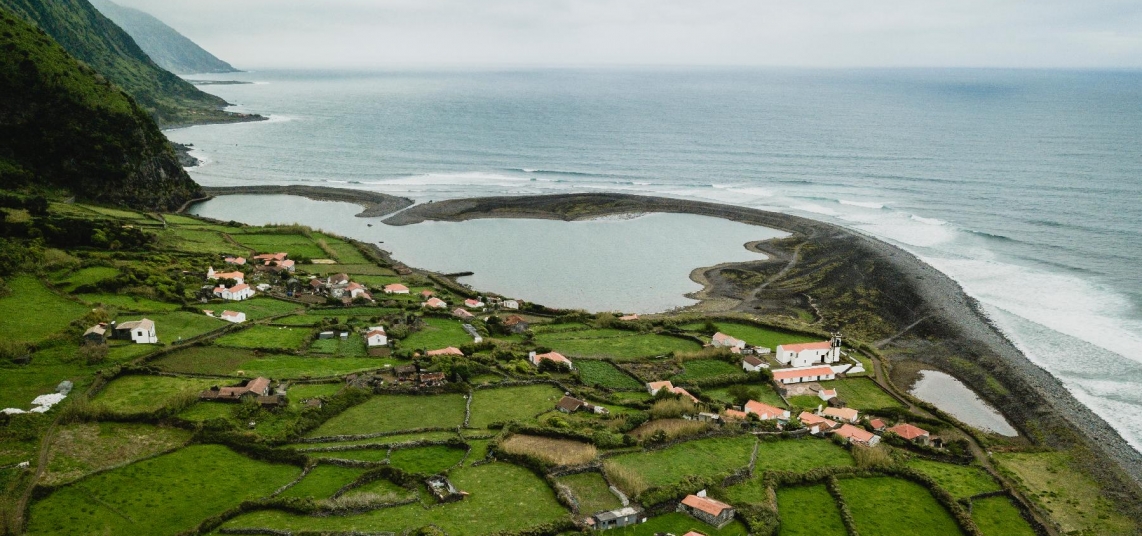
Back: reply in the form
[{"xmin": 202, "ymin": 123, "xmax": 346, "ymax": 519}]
[{"xmin": 114, "ymin": 0, "xmax": 1142, "ymax": 69}]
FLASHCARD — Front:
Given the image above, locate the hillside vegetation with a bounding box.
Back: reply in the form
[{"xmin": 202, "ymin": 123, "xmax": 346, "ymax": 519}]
[
  {"xmin": 0, "ymin": 9, "xmax": 201, "ymax": 210},
  {"xmin": 89, "ymin": 0, "xmax": 238, "ymax": 75},
  {"xmin": 0, "ymin": 0, "xmax": 248, "ymax": 125}
]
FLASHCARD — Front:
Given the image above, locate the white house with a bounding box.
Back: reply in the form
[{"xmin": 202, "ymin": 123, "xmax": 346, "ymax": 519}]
[
  {"xmin": 742, "ymin": 355, "xmax": 767, "ymax": 372},
  {"xmin": 206, "ymin": 267, "xmax": 244, "ymax": 284},
  {"xmin": 366, "ymin": 327, "xmax": 387, "ymax": 347},
  {"xmin": 771, "ymin": 365, "xmax": 836, "ymax": 385},
  {"xmin": 464, "ymin": 298, "xmax": 485, "ymax": 309},
  {"xmin": 776, "ymin": 335, "xmax": 841, "ymax": 367},
  {"xmin": 384, "ymin": 283, "xmax": 410, "ymax": 295},
  {"xmin": 818, "ymin": 389, "xmax": 837, "ymax": 402},
  {"xmin": 711, "ymin": 332, "xmax": 746, "ymax": 350},
  {"xmin": 220, "ymin": 310, "xmax": 246, "ymax": 323},
  {"xmin": 346, "ymin": 283, "xmax": 372, "ymax": 300},
  {"xmin": 502, "ymin": 300, "xmax": 520, "ymax": 310},
  {"xmin": 214, "ymin": 284, "xmax": 255, "ymax": 301},
  {"xmin": 821, "ymin": 406, "xmax": 859, "ymax": 423},
  {"xmin": 424, "ymin": 297, "xmax": 447, "ymax": 309},
  {"xmin": 115, "ymin": 319, "xmax": 157, "ymax": 344}
]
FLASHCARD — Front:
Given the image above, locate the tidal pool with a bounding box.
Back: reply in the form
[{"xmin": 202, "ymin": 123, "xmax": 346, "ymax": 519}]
[
  {"xmin": 189, "ymin": 194, "xmax": 787, "ymax": 313},
  {"xmin": 910, "ymin": 370, "xmax": 1018, "ymax": 436}
]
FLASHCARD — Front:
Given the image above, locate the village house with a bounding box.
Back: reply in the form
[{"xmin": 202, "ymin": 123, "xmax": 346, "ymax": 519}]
[
  {"xmin": 869, "ymin": 418, "xmax": 888, "ymax": 432},
  {"xmin": 112, "ymin": 319, "xmax": 158, "ymax": 344},
  {"xmin": 464, "ymin": 298, "xmax": 485, "ymax": 309},
  {"xmin": 683, "ymin": 532, "xmax": 707, "ymax": 536},
  {"xmin": 818, "ymin": 388, "xmax": 837, "ymax": 402},
  {"xmin": 420, "ymin": 289, "xmax": 435, "ymax": 298},
  {"xmin": 224, "ymin": 256, "xmax": 246, "ymax": 265},
  {"xmin": 345, "ymin": 282, "xmax": 372, "ymax": 300},
  {"xmin": 82, "ymin": 323, "xmax": 108, "ymax": 344},
  {"xmin": 199, "ymin": 377, "xmax": 272, "ymax": 402},
  {"xmin": 821, "ymin": 406, "xmax": 859, "ymax": 423},
  {"xmin": 365, "ymin": 326, "xmax": 387, "ymax": 347},
  {"xmin": 556, "ymin": 395, "xmax": 607, "ymax": 414},
  {"xmin": 328, "ymin": 273, "xmax": 350, "ymax": 287},
  {"xmin": 799, "ymin": 411, "xmax": 839, "ymax": 435},
  {"xmin": 530, "ymin": 351, "xmax": 573, "ymax": 370},
  {"xmin": 501, "ymin": 299, "xmax": 520, "ymax": 310},
  {"xmin": 384, "ymin": 283, "xmax": 410, "ymax": 295},
  {"xmin": 206, "ymin": 267, "xmax": 245, "ymax": 284},
  {"xmin": 462, "ymin": 324, "xmax": 483, "ymax": 344},
  {"xmin": 744, "ymin": 400, "xmax": 790, "ymax": 421},
  {"xmin": 646, "ymin": 381, "xmax": 700, "ymax": 404},
  {"xmin": 722, "ymin": 408, "xmax": 748, "ymax": 421},
  {"xmin": 308, "ymin": 278, "xmax": 325, "ymax": 293},
  {"xmin": 775, "ymin": 335, "xmax": 842, "ymax": 368},
  {"xmin": 711, "ymin": 332, "xmax": 746, "ymax": 351},
  {"xmin": 833, "ymin": 423, "xmax": 881, "ymax": 446},
  {"xmin": 742, "ymin": 355, "xmax": 767, "ymax": 372},
  {"xmin": 453, "ymin": 308, "xmax": 475, "ymax": 320},
  {"xmin": 771, "ymin": 365, "xmax": 836, "ymax": 385},
  {"xmin": 589, "ymin": 506, "xmax": 642, "ymax": 530},
  {"xmin": 503, "ymin": 315, "xmax": 530, "ymax": 333},
  {"xmin": 427, "ymin": 347, "xmax": 464, "ymax": 357},
  {"xmin": 888, "ymin": 423, "xmax": 931, "ymax": 445},
  {"xmin": 619, "ymin": 314, "xmax": 639, "ymax": 321},
  {"xmin": 220, "ymin": 310, "xmax": 246, "ymax": 323},
  {"xmin": 678, "ymin": 491, "xmax": 735, "ymax": 528},
  {"xmin": 424, "ymin": 297, "xmax": 448, "ymax": 309},
  {"xmin": 214, "ymin": 283, "xmax": 255, "ymax": 301},
  {"xmin": 253, "ymin": 252, "xmax": 288, "ymax": 264}
]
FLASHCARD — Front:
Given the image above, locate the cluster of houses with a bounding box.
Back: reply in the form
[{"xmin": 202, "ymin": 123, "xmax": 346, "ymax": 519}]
[
  {"xmin": 723, "ymin": 332, "xmax": 866, "ymax": 386},
  {"xmin": 392, "ymin": 364, "xmax": 447, "ymax": 388},
  {"xmin": 198, "ymin": 377, "xmax": 285, "ymax": 409},
  {"xmin": 589, "ymin": 489, "xmax": 734, "ymax": 532},
  {"xmin": 83, "ymin": 319, "xmax": 158, "ymax": 345},
  {"xmin": 207, "ymin": 266, "xmax": 255, "ymax": 301},
  {"xmin": 309, "ymin": 273, "xmax": 374, "ymax": 304}
]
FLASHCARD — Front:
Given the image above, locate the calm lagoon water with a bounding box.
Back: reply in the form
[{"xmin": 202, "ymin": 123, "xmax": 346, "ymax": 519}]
[
  {"xmin": 910, "ymin": 370, "xmax": 1018, "ymax": 436},
  {"xmin": 189, "ymin": 194, "xmax": 785, "ymax": 313}
]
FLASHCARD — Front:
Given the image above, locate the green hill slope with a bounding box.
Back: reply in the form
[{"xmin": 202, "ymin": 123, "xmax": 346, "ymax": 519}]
[
  {"xmin": 0, "ymin": 0, "xmax": 253, "ymax": 126},
  {"xmin": 89, "ymin": 0, "xmax": 238, "ymax": 75},
  {"xmin": 0, "ymin": 9, "xmax": 202, "ymax": 211}
]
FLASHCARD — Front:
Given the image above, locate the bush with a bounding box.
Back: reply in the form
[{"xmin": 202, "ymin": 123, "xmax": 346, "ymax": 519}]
[
  {"xmin": 853, "ymin": 445, "xmax": 893, "ymax": 468},
  {"xmin": 603, "ymin": 460, "xmax": 648, "ymax": 497},
  {"xmin": 649, "ymin": 398, "xmax": 696, "ymax": 419}
]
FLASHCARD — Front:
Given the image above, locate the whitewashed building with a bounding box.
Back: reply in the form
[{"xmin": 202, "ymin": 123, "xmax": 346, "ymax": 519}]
[
  {"xmin": 776, "ymin": 335, "xmax": 842, "ymax": 368},
  {"xmin": 220, "ymin": 310, "xmax": 246, "ymax": 323},
  {"xmin": 366, "ymin": 327, "xmax": 387, "ymax": 347},
  {"xmin": 711, "ymin": 332, "xmax": 746, "ymax": 350},
  {"xmin": 114, "ymin": 319, "xmax": 157, "ymax": 344},
  {"xmin": 214, "ymin": 284, "xmax": 255, "ymax": 301}
]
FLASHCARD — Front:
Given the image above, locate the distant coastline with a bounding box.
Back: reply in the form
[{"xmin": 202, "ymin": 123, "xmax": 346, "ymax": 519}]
[{"xmin": 184, "ymin": 188, "xmax": 1142, "ymax": 497}]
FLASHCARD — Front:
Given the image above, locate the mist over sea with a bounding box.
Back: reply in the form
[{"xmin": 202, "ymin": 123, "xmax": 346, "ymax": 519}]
[{"xmin": 170, "ymin": 68, "xmax": 1142, "ymax": 450}]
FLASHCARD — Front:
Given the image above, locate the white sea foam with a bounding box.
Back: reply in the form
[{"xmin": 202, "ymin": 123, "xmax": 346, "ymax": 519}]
[
  {"xmin": 838, "ymin": 199, "xmax": 885, "ymax": 209},
  {"xmin": 910, "ymin": 214, "xmax": 947, "ymax": 225},
  {"xmin": 791, "ymin": 204, "xmax": 840, "ymax": 216}
]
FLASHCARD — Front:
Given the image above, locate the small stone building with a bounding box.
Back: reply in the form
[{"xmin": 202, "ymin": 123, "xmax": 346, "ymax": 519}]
[{"xmin": 678, "ymin": 492, "xmax": 735, "ymax": 528}]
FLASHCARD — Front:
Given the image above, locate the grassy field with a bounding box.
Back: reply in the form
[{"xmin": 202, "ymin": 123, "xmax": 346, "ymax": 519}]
[
  {"xmin": 388, "ymin": 444, "xmax": 468, "ymax": 474},
  {"xmin": 576, "ymin": 360, "xmax": 642, "ymax": 389},
  {"xmin": 286, "ymin": 383, "xmax": 343, "ymax": 407},
  {"xmin": 789, "ymin": 378, "xmax": 901, "ymax": 410},
  {"xmin": 27, "ymin": 444, "xmax": 299, "ymax": 536},
  {"xmin": 500, "ymin": 435, "xmax": 597, "ymax": 466},
  {"xmin": 93, "ymin": 375, "xmax": 218, "ymax": 413},
  {"xmin": 77, "ymin": 292, "xmax": 182, "ymax": 312},
  {"xmin": 906, "ymin": 459, "xmax": 1000, "ymax": 499},
  {"xmin": 341, "ymin": 475, "xmax": 416, "ymax": 501},
  {"xmin": 836, "ymin": 477, "xmax": 963, "ymax": 536},
  {"xmin": 684, "ymin": 322, "xmax": 820, "ymax": 349},
  {"xmin": 232, "ymin": 232, "xmax": 327, "ymax": 259},
  {"xmin": 401, "ymin": 317, "xmax": 473, "ymax": 351},
  {"xmin": 309, "ymin": 335, "xmax": 367, "ymax": 357},
  {"xmin": 535, "ymin": 329, "xmax": 701, "ymax": 360},
  {"xmin": 42, "ymin": 422, "xmax": 192, "ymax": 486},
  {"xmin": 140, "ymin": 311, "xmax": 229, "ymax": 343},
  {"xmin": 754, "ymin": 438, "xmax": 854, "ymax": 473},
  {"xmin": 155, "ymin": 347, "xmax": 390, "ymax": 379},
  {"xmin": 671, "ymin": 359, "xmax": 743, "ymax": 382},
  {"xmin": 558, "ymin": 472, "xmax": 621, "ymax": 514},
  {"xmin": 776, "ymin": 484, "xmax": 847, "ymax": 536},
  {"xmin": 297, "ymin": 431, "xmax": 461, "ymax": 450},
  {"xmin": 469, "ymin": 385, "xmax": 564, "ymax": 429},
  {"xmin": 971, "ymin": 496, "xmax": 1036, "ymax": 536},
  {"xmin": 0, "ymin": 276, "xmax": 89, "ymax": 344},
  {"xmin": 53, "ymin": 266, "xmax": 120, "ymax": 292},
  {"xmin": 192, "ymin": 298, "xmax": 301, "ymax": 321},
  {"xmin": 279, "ymin": 464, "xmax": 367, "ymax": 499},
  {"xmin": 316, "ymin": 449, "xmax": 392, "ymax": 463},
  {"xmin": 215, "ymin": 325, "xmax": 312, "ymax": 350},
  {"xmin": 606, "ymin": 436, "xmax": 755, "ymax": 491},
  {"xmin": 308, "ymin": 394, "xmax": 466, "ymax": 437},
  {"xmin": 221, "ymin": 462, "xmax": 568, "ymax": 535},
  {"xmin": 995, "ymin": 450, "xmax": 1134, "ymax": 535},
  {"xmin": 159, "ymin": 227, "xmax": 234, "ymax": 254},
  {"xmin": 177, "ymin": 401, "xmax": 234, "ymax": 422},
  {"xmin": 306, "ymin": 264, "xmax": 396, "ymax": 276}
]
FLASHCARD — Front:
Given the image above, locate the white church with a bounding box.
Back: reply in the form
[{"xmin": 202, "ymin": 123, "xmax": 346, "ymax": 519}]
[{"xmin": 776, "ymin": 335, "xmax": 843, "ymax": 368}]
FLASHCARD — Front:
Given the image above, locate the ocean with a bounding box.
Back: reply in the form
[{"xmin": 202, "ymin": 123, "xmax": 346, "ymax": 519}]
[{"xmin": 169, "ymin": 68, "xmax": 1142, "ymax": 450}]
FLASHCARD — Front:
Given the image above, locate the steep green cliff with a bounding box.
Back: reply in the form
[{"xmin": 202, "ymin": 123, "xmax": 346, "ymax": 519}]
[
  {"xmin": 0, "ymin": 9, "xmax": 202, "ymax": 211},
  {"xmin": 89, "ymin": 0, "xmax": 239, "ymax": 75},
  {"xmin": 0, "ymin": 0, "xmax": 251, "ymax": 126}
]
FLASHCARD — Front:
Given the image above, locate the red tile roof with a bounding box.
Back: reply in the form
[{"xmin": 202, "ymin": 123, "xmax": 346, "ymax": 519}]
[
  {"xmin": 670, "ymin": 387, "xmax": 700, "ymax": 404},
  {"xmin": 834, "ymin": 424, "xmax": 876, "ymax": 445},
  {"xmin": 822, "ymin": 407, "xmax": 859, "ymax": 422},
  {"xmin": 869, "ymin": 418, "xmax": 887, "ymax": 430},
  {"xmin": 533, "ymin": 351, "xmax": 571, "ymax": 365},
  {"xmin": 779, "ymin": 341, "xmax": 833, "ymax": 352},
  {"xmin": 771, "ymin": 365, "xmax": 834, "ymax": 381},
  {"xmin": 888, "ymin": 423, "xmax": 930, "ymax": 440},
  {"xmin": 647, "ymin": 380, "xmax": 673, "ymax": 392},
  {"xmin": 425, "ymin": 297, "xmax": 447, "ymax": 308},
  {"xmin": 681, "ymin": 494, "xmax": 732, "ymax": 517},
  {"xmin": 799, "ymin": 411, "xmax": 837, "ymax": 429},
  {"xmin": 744, "ymin": 400, "xmax": 786, "ymax": 419},
  {"xmin": 384, "ymin": 283, "xmax": 409, "ymax": 292}
]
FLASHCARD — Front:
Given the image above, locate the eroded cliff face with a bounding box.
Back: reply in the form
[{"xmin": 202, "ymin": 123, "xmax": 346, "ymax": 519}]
[{"xmin": 0, "ymin": 8, "xmax": 200, "ymax": 211}]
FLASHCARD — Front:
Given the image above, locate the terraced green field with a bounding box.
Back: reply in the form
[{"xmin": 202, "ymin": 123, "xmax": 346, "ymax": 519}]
[
  {"xmin": 576, "ymin": 359, "xmax": 643, "ymax": 389},
  {"xmin": 836, "ymin": 477, "xmax": 963, "ymax": 536},
  {"xmin": 535, "ymin": 328, "xmax": 701, "ymax": 360},
  {"xmin": 308, "ymin": 393, "xmax": 467, "ymax": 437}
]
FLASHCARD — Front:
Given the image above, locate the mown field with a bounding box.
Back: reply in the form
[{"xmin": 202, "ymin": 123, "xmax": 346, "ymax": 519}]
[
  {"xmin": 788, "ymin": 377, "xmax": 902, "ymax": 410},
  {"xmin": 469, "ymin": 385, "xmax": 563, "ymax": 429},
  {"xmin": 401, "ymin": 317, "xmax": 473, "ymax": 351},
  {"xmin": 535, "ymin": 328, "xmax": 701, "ymax": 360},
  {"xmin": 776, "ymin": 484, "xmax": 847, "ymax": 536},
  {"xmin": 279, "ymin": 464, "xmax": 367, "ymax": 499},
  {"xmin": 576, "ymin": 359, "xmax": 642, "ymax": 389},
  {"xmin": 836, "ymin": 477, "xmax": 963, "ymax": 536},
  {"xmin": 606, "ymin": 436, "xmax": 756, "ymax": 491},
  {"xmin": 906, "ymin": 458, "xmax": 1000, "ymax": 499},
  {"xmin": 971, "ymin": 495, "xmax": 1037, "ymax": 536},
  {"xmin": 682, "ymin": 322, "xmax": 820, "ymax": 349},
  {"xmin": 215, "ymin": 325, "xmax": 313, "ymax": 350},
  {"xmin": 309, "ymin": 394, "xmax": 467, "ymax": 437}
]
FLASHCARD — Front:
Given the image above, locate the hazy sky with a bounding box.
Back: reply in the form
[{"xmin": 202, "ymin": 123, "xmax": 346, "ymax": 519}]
[{"xmin": 115, "ymin": 0, "xmax": 1142, "ymax": 69}]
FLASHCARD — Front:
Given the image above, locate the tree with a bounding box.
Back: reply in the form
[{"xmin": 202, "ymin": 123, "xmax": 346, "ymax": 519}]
[
  {"xmin": 78, "ymin": 341, "xmax": 108, "ymax": 365},
  {"xmin": 726, "ymin": 384, "xmax": 761, "ymax": 406}
]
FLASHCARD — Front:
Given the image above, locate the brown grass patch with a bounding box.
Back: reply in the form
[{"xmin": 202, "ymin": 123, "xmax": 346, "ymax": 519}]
[
  {"xmin": 631, "ymin": 418, "xmax": 709, "ymax": 441},
  {"xmin": 499, "ymin": 434, "xmax": 597, "ymax": 466},
  {"xmin": 649, "ymin": 398, "xmax": 697, "ymax": 419},
  {"xmin": 42, "ymin": 422, "xmax": 192, "ymax": 485},
  {"xmin": 603, "ymin": 459, "xmax": 648, "ymax": 497}
]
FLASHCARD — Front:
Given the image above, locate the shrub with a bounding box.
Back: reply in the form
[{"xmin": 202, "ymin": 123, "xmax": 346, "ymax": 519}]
[
  {"xmin": 853, "ymin": 445, "xmax": 893, "ymax": 468},
  {"xmin": 603, "ymin": 460, "xmax": 648, "ymax": 497},
  {"xmin": 649, "ymin": 398, "xmax": 696, "ymax": 419}
]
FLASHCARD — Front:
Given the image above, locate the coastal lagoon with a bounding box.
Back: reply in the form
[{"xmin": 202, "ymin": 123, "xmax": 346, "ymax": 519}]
[
  {"xmin": 910, "ymin": 370, "xmax": 1018, "ymax": 436},
  {"xmin": 189, "ymin": 194, "xmax": 785, "ymax": 313}
]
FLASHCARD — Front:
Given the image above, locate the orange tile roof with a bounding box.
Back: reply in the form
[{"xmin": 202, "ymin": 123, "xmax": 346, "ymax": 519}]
[
  {"xmin": 834, "ymin": 424, "xmax": 876, "ymax": 445},
  {"xmin": 534, "ymin": 351, "xmax": 571, "ymax": 365},
  {"xmin": 384, "ymin": 283, "xmax": 409, "ymax": 292},
  {"xmin": 771, "ymin": 365, "xmax": 834, "ymax": 381},
  {"xmin": 427, "ymin": 347, "xmax": 464, "ymax": 356},
  {"xmin": 647, "ymin": 380, "xmax": 673, "ymax": 392},
  {"xmin": 799, "ymin": 411, "xmax": 837, "ymax": 428},
  {"xmin": 888, "ymin": 423, "xmax": 929, "ymax": 440},
  {"xmin": 822, "ymin": 407, "xmax": 859, "ymax": 422},
  {"xmin": 779, "ymin": 341, "xmax": 833, "ymax": 352},
  {"xmin": 681, "ymin": 494, "xmax": 732, "ymax": 517},
  {"xmin": 670, "ymin": 387, "xmax": 700, "ymax": 404},
  {"xmin": 744, "ymin": 400, "xmax": 786, "ymax": 419}
]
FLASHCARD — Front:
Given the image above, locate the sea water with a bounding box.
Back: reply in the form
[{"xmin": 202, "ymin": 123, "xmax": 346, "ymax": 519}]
[{"xmin": 169, "ymin": 68, "xmax": 1142, "ymax": 450}]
